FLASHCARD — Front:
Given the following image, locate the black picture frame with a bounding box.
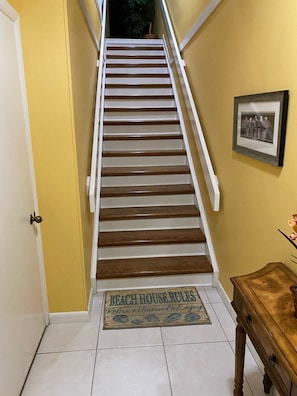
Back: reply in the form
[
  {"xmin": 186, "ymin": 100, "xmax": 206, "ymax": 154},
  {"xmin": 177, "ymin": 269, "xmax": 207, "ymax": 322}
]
[{"xmin": 233, "ymin": 90, "xmax": 289, "ymax": 166}]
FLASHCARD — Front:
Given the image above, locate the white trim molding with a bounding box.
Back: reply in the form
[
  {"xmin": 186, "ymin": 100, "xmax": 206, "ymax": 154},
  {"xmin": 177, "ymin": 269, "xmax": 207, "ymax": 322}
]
[
  {"xmin": 179, "ymin": 0, "xmax": 222, "ymax": 52},
  {"xmin": 49, "ymin": 288, "xmax": 94, "ymax": 323},
  {"xmin": 49, "ymin": 311, "xmax": 90, "ymax": 324}
]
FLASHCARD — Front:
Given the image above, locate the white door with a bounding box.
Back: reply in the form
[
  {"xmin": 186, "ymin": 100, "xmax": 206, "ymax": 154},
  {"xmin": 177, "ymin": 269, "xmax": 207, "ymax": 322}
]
[{"xmin": 0, "ymin": 2, "xmax": 48, "ymax": 395}]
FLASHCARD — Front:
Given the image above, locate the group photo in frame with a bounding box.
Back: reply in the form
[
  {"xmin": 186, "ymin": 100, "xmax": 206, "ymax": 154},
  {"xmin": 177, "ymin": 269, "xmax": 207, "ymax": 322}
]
[{"xmin": 233, "ymin": 90, "xmax": 289, "ymax": 166}]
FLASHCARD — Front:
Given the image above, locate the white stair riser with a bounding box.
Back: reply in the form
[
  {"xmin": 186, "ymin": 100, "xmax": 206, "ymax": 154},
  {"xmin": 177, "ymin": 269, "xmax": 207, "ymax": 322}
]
[
  {"xmin": 97, "ymin": 273, "xmax": 213, "ymax": 291},
  {"xmin": 105, "ymin": 99, "xmax": 176, "ymax": 108},
  {"xmin": 100, "ymin": 217, "xmax": 200, "ymax": 231},
  {"xmin": 105, "ymin": 88, "xmax": 173, "ymax": 96},
  {"xmin": 103, "ymin": 140, "xmax": 184, "ymax": 151},
  {"xmin": 102, "ymin": 156, "xmax": 187, "ymax": 167},
  {"xmin": 103, "ymin": 124, "xmax": 180, "ymax": 134},
  {"xmin": 106, "ymin": 77, "xmax": 170, "ymax": 85},
  {"xmin": 100, "ymin": 194, "xmax": 195, "ymax": 208},
  {"xmin": 98, "ymin": 243, "xmax": 206, "ymax": 259},
  {"xmin": 106, "ymin": 59, "xmax": 167, "ymax": 65},
  {"xmin": 101, "ymin": 174, "xmax": 190, "ymax": 187},
  {"xmin": 104, "ymin": 112, "xmax": 178, "ymax": 121},
  {"xmin": 106, "ymin": 50, "xmax": 165, "ymax": 57},
  {"xmin": 106, "ymin": 67, "xmax": 169, "ymax": 74}
]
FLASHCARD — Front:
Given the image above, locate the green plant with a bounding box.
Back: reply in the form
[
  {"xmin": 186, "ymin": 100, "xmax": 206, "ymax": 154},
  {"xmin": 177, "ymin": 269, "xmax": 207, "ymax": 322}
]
[{"xmin": 124, "ymin": 0, "xmax": 155, "ymax": 38}]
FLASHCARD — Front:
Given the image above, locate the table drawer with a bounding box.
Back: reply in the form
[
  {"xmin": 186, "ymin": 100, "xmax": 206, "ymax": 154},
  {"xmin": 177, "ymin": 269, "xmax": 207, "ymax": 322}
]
[{"xmin": 241, "ymin": 302, "xmax": 291, "ymax": 394}]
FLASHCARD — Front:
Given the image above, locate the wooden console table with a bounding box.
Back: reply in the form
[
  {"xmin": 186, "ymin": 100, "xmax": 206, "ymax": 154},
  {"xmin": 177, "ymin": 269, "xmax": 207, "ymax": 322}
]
[{"xmin": 231, "ymin": 262, "xmax": 297, "ymax": 395}]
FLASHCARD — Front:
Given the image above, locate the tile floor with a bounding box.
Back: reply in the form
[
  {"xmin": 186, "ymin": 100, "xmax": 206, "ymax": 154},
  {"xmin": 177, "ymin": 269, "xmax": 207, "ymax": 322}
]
[{"xmin": 21, "ymin": 287, "xmax": 273, "ymax": 396}]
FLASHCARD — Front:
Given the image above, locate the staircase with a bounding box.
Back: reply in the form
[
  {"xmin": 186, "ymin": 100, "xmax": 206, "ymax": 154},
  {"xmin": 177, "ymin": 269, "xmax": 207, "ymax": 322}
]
[{"xmin": 96, "ymin": 38, "xmax": 214, "ymax": 290}]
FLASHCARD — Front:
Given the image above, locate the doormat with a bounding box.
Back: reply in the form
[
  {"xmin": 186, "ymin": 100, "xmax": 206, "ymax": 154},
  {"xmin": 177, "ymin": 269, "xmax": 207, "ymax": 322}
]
[{"xmin": 103, "ymin": 286, "xmax": 211, "ymax": 329}]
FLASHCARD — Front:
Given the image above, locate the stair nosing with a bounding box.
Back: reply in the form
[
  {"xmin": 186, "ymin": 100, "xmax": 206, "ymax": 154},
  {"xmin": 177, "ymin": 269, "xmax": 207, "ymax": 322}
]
[
  {"xmin": 106, "ymin": 46, "xmax": 164, "ymax": 50},
  {"xmin": 99, "ymin": 205, "xmax": 199, "ymax": 221},
  {"xmin": 98, "ymin": 228, "xmax": 206, "ymax": 247},
  {"xmin": 100, "ymin": 184, "xmax": 195, "ymax": 197},
  {"xmin": 106, "ymin": 73, "xmax": 170, "ymax": 78},
  {"xmin": 104, "ymin": 107, "xmax": 177, "ymax": 112},
  {"xmin": 104, "ymin": 95, "xmax": 174, "ymax": 100},
  {"xmin": 102, "ymin": 149, "xmax": 186, "ymax": 157},
  {"xmin": 96, "ymin": 255, "xmax": 212, "ymax": 279},
  {"xmin": 106, "ymin": 63, "xmax": 167, "ymax": 68},
  {"xmin": 103, "ymin": 133, "xmax": 182, "ymax": 141},
  {"xmin": 105, "ymin": 83, "xmax": 171, "ymax": 88},
  {"xmin": 103, "ymin": 120, "xmax": 179, "ymax": 126},
  {"xmin": 101, "ymin": 165, "xmax": 190, "ymax": 177},
  {"xmin": 106, "ymin": 54, "xmax": 166, "ymax": 60}
]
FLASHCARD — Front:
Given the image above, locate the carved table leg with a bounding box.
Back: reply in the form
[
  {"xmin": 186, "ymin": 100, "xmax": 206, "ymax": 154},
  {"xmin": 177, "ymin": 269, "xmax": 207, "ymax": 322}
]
[
  {"xmin": 234, "ymin": 318, "xmax": 246, "ymax": 396},
  {"xmin": 263, "ymin": 368, "xmax": 273, "ymax": 394}
]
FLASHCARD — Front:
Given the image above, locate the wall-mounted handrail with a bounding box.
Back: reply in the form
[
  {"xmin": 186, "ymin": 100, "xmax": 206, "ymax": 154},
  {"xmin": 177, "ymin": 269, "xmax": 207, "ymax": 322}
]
[
  {"xmin": 89, "ymin": 0, "xmax": 107, "ymax": 291},
  {"xmin": 179, "ymin": 0, "xmax": 221, "ymax": 52},
  {"xmin": 160, "ymin": 0, "xmax": 220, "ymax": 211},
  {"xmin": 88, "ymin": 0, "xmax": 107, "ymax": 213},
  {"xmin": 95, "ymin": 0, "xmax": 103, "ymax": 21},
  {"xmin": 80, "ymin": 0, "xmax": 99, "ymax": 50}
]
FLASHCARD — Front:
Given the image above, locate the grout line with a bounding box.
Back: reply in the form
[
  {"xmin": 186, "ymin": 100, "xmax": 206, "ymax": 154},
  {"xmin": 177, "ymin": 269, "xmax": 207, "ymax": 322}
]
[
  {"xmin": 160, "ymin": 328, "xmax": 174, "ymax": 396},
  {"xmin": 36, "ymin": 348, "xmax": 97, "ymax": 355},
  {"xmin": 90, "ymin": 349, "xmax": 99, "ymax": 396}
]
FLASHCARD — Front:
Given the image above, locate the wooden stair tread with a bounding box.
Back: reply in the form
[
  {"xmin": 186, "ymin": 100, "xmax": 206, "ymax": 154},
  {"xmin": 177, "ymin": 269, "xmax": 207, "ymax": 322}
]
[
  {"xmin": 103, "ymin": 149, "xmax": 186, "ymax": 157},
  {"xmin": 103, "ymin": 133, "xmax": 182, "ymax": 141},
  {"xmin": 98, "ymin": 228, "xmax": 206, "ymax": 247},
  {"xmin": 101, "ymin": 184, "xmax": 195, "ymax": 197},
  {"xmin": 97, "ymin": 255, "xmax": 212, "ymax": 279},
  {"xmin": 107, "ymin": 63, "xmax": 167, "ymax": 68},
  {"xmin": 107, "ymin": 46, "xmax": 163, "ymax": 51},
  {"xmin": 100, "ymin": 205, "xmax": 200, "ymax": 221},
  {"xmin": 105, "ymin": 95, "xmax": 174, "ymax": 100},
  {"xmin": 104, "ymin": 107, "xmax": 177, "ymax": 112},
  {"xmin": 106, "ymin": 55, "xmax": 166, "ymax": 60},
  {"xmin": 104, "ymin": 120, "xmax": 179, "ymax": 126},
  {"xmin": 106, "ymin": 73, "xmax": 169, "ymax": 78},
  {"xmin": 105, "ymin": 83, "xmax": 171, "ymax": 88},
  {"xmin": 101, "ymin": 165, "xmax": 189, "ymax": 176}
]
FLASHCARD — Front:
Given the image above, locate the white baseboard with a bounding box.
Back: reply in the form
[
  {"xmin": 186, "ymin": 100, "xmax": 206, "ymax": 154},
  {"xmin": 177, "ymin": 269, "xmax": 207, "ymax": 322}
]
[
  {"xmin": 49, "ymin": 311, "xmax": 90, "ymax": 324},
  {"xmin": 88, "ymin": 287, "xmax": 94, "ymax": 313},
  {"xmin": 49, "ymin": 288, "xmax": 94, "ymax": 324},
  {"xmin": 216, "ymin": 281, "xmax": 236, "ymax": 321}
]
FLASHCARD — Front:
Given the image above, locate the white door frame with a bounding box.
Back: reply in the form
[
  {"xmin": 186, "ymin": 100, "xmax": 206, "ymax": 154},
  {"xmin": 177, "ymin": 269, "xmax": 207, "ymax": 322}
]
[{"xmin": 1, "ymin": 0, "xmax": 49, "ymax": 324}]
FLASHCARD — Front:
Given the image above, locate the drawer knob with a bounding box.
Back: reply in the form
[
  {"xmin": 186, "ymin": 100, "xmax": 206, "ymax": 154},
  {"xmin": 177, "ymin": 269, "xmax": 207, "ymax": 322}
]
[
  {"xmin": 245, "ymin": 314, "xmax": 252, "ymax": 324},
  {"xmin": 269, "ymin": 354, "xmax": 277, "ymax": 367}
]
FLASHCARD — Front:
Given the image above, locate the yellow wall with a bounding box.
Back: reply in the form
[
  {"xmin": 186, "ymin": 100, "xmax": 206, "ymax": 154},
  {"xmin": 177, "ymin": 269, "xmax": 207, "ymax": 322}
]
[
  {"xmin": 85, "ymin": 0, "xmax": 101, "ymax": 42},
  {"xmin": 66, "ymin": 0, "xmax": 99, "ymax": 304},
  {"xmin": 164, "ymin": 0, "xmax": 209, "ymax": 42},
  {"xmin": 10, "ymin": 0, "xmax": 100, "ymax": 312},
  {"xmin": 163, "ymin": 0, "xmax": 297, "ymax": 298}
]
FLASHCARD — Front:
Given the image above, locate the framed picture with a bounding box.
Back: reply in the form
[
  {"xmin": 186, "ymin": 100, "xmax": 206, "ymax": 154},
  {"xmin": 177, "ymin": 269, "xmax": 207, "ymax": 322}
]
[{"xmin": 233, "ymin": 90, "xmax": 289, "ymax": 166}]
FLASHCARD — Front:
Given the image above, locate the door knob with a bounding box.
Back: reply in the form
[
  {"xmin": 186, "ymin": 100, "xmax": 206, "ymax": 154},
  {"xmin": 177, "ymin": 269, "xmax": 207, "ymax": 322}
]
[{"xmin": 30, "ymin": 212, "xmax": 43, "ymax": 225}]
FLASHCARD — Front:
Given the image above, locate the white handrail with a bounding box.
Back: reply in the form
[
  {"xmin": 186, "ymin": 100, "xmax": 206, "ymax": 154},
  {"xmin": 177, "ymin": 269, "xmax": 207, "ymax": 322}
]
[
  {"xmin": 179, "ymin": 0, "xmax": 221, "ymax": 52},
  {"xmin": 160, "ymin": 0, "xmax": 220, "ymax": 211},
  {"xmin": 163, "ymin": 34, "xmax": 219, "ymax": 284},
  {"xmin": 79, "ymin": 0, "xmax": 99, "ymax": 50},
  {"xmin": 89, "ymin": 0, "xmax": 107, "ymax": 212}
]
